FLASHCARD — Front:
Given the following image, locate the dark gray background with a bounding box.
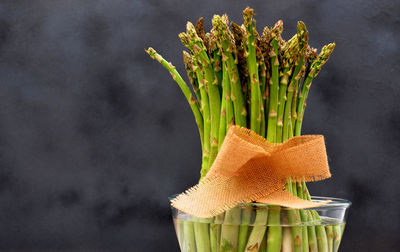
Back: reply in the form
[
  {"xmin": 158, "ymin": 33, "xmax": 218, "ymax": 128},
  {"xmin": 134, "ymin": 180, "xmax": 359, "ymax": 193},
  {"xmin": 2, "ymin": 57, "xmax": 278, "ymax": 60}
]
[{"xmin": 0, "ymin": 0, "xmax": 399, "ymax": 251}]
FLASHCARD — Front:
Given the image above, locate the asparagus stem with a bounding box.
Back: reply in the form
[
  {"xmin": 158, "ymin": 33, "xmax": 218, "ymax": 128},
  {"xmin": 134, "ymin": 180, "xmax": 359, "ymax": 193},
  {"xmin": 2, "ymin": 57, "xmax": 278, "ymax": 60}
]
[
  {"xmin": 222, "ymin": 61, "xmax": 234, "ymax": 130},
  {"xmin": 287, "ymin": 210, "xmax": 302, "ymax": 252},
  {"xmin": 210, "ymin": 222, "xmax": 219, "ymax": 252},
  {"xmin": 295, "ymin": 43, "xmax": 336, "ymax": 135},
  {"xmin": 307, "ymin": 213, "xmax": 318, "ymax": 252},
  {"xmin": 220, "ymin": 208, "xmax": 241, "ymax": 252},
  {"xmin": 183, "ymin": 51, "xmax": 202, "ymax": 102},
  {"xmin": 194, "ymin": 67, "xmax": 211, "ymax": 179},
  {"xmin": 265, "ymin": 21, "xmax": 284, "ymax": 252},
  {"xmin": 267, "ymin": 206, "xmax": 282, "ymax": 252},
  {"xmin": 212, "ymin": 15, "xmax": 247, "ymax": 128},
  {"xmin": 145, "ymin": 47, "xmax": 204, "ymax": 147},
  {"xmin": 325, "ymin": 225, "xmax": 334, "ymax": 252},
  {"xmin": 185, "ymin": 23, "xmax": 221, "ymax": 170},
  {"xmin": 243, "ymin": 7, "xmax": 261, "ymax": 134},
  {"xmin": 237, "ymin": 208, "xmax": 252, "ymax": 252},
  {"xmin": 332, "ymin": 225, "xmax": 342, "ymax": 252},
  {"xmin": 282, "ymin": 227, "xmax": 294, "ymax": 252},
  {"xmin": 259, "ymin": 232, "xmax": 267, "ymax": 252},
  {"xmin": 218, "ymin": 98, "xmax": 226, "ymax": 150},
  {"xmin": 183, "ymin": 221, "xmax": 197, "ymax": 252},
  {"xmin": 230, "ymin": 22, "xmax": 249, "ymax": 90},
  {"xmin": 193, "ymin": 219, "xmax": 211, "ymax": 252},
  {"xmin": 266, "ymin": 21, "xmax": 283, "ymax": 143},
  {"xmin": 276, "ymin": 35, "xmax": 297, "ymax": 142},
  {"xmin": 257, "ymin": 47, "xmax": 267, "ymax": 138},
  {"xmin": 213, "ymin": 50, "xmax": 223, "ymax": 96},
  {"xmin": 245, "ymin": 208, "xmax": 268, "ymax": 252},
  {"xmin": 316, "ymin": 225, "xmax": 329, "ymax": 252}
]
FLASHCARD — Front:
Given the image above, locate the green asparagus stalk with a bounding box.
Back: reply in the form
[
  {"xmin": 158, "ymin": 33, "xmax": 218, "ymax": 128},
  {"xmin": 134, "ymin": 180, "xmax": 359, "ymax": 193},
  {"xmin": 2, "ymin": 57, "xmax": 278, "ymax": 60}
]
[
  {"xmin": 179, "ymin": 32, "xmax": 211, "ymax": 179},
  {"xmin": 316, "ymin": 225, "xmax": 329, "ymax": 252},
  {"xmin": 244, "ymin": 208, "xmax": 268, "ymax": 252},
  {"xmin": 183, "ymin": 221, "xmax": 197, "ymax": 252},
  {"xmin": 282, "ymin": 227, "xmax": 294, "ymax": 252},
  {"xmin": 257, "ymin": 43, "xmax": 267, "ymax": 138},
  {"xmin": 332, "ymin": 225, "xmax": 342, "ymax": 252},
  {"xmin": 213, "ymin": 78, "xmax": 224, "ymax": 252},
  {"xmin": 282, "ymin": 21, "xmax": 308, "ymax": 140},
  {"xmin": 185, "ymin": 22, "xmax": 221, "ymax": 170},
  {"xmin": 218, "ymin": 97, "xmax": 226, "ymax": 150},
  {"xmin": 220, "ymin": 208, "xmax": 241, "ymax": 252},
  {"xmin": 267, "ymin": 206, "xmax": 282, "ymax": 252},
  {"xmin": 276, "ymin": 35, "xmax": 296, "ymax": 142},
  {"xmin": 325, "ymin": 225, "xmax": 334, "ymax": 252},
  {"xmin": 230, "ymin": 22, "xmax": 249, "ymax": 90},
  {"xmin": 259, "ymin": 233, "xmax": 267, "ymax": 252},
  {"xmin": 243, "ymin": 7, "xmax": 261, "ymax": 134},
  {"xmin": 183, "ymin": 51, "xmax": 202, "ymax": 102},
  {"xmin": 192, "ymin": 66, "xmax": 211, "ymax": 179},
  {"xmin": 237, "ymin": 10, "xmax": 265, "ymax": 251},
  {"xmin": 145, "ymin": 47, "xmax": 204, "ymax": 146},
  {"xmin": 266, "ymin": 20, "xmax": 283, "ymax": 143},
  {"xmin": 210, "ymin": 223, "xmax": 219, "ymax": 252},
  {"xmin": 295, "ymin": 182, "xmax": 309, "ymax": 252},
  {"xmin": 260, "ymin": 27, "xmax": 271, "ymax": 136},
  {"xmin": 295, "ymin": 43, "xmax": 335, "ymax": 136},
  {"xmin": 222, "ymin": 61, "xmax": 234, "ymax": 129},
  {"xmin": 179, "ymin": 38, "xmax": 215, "ymax": 249},
  {"xmin": 193, "ymin": 218, "xmax": 211, "ymax": 252},
  {"xmin": 265, "ymin": 20, "xmax": 284, "ymax": 252},
  {"xmin": 212, "ymin": 15, "xmax": 247, "ymax": 128},
  {"xmin": 237, "ymin": 207, "xmax": 251, "ymax": 252}
]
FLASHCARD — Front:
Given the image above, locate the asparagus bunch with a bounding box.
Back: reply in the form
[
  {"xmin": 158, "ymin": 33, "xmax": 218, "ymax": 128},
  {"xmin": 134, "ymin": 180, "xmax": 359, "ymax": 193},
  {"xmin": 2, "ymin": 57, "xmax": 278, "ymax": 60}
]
[{"xmin": 147, "ymin": 7, "xmax": 335, "ymax": 252}]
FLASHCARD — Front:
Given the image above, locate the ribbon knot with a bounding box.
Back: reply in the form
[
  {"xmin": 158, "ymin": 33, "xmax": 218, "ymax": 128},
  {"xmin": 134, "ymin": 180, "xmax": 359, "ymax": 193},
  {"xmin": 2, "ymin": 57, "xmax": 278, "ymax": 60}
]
[{"xmin": 171, "ymin": 126, "xmax": 331, "ymax": 218}]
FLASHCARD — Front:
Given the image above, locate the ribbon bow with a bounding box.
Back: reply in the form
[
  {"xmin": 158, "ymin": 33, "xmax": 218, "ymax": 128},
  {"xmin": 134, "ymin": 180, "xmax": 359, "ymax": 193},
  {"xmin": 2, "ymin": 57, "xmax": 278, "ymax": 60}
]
[{"xmin": 171, "ymin": 126, "xmax": 331, "ymax": 218}]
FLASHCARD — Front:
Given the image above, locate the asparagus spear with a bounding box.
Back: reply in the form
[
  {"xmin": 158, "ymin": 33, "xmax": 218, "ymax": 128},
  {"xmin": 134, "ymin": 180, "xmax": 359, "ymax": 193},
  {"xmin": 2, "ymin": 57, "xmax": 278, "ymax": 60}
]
[
  {"xmin": 183, "ymin": 51, "xmax": 202, "ymax": 109},
  {"xmin": 195, "ymin": 17, "xmax": 206, "ymax": 42},
  {"xmin": 266, "ymin": 20, "xmax": 284, "ymax": 252},
  {"xmin": 266, "ymin": 20, "xmax": 283, "ymax": 143},
  {"xmin": 179, "ymin": 31, "xmax": 211, "ymax": 178},
  {"xmin": 212, "ymin": 15, "xmax": 247, "ymax": 128},
  {"xmin": 218, "ymin": 97, "xmax": 226, "ymax": 150},
  {"xmin": 185, "ymin": 22, "xmax": 221, "ymax": 170},
  {"xmin": 243, "ymin": 7, "xmax": 261, "ymax": 134},
  {"xmin": 230, "ymin": 22, "xmax": 249, "ymax": 90},
  {"xmin": 295, "ymin": 43, "xmax": 335, "ymax": 135},
  {"xmin": 244, "ymin": 208, "xmax": 268, "ymax": 252},
  {"xmin": 145, "ymin": 47, "xmax": 204, "ymax": 146},
  {"xmin": 316, "ymin": 225, "xmax": 329, "ymax": 252},
  {"xmin": 276, "ymin": 34, "xmax": 296, "ymax": 142},
  {"xmin": 260, "ymin": 26, "xmax": 272, "ymax": 136},
  {"xmin": 183, "ymin": 221, "xmax": 197, "ymax": 252},
  {"xmin": 332, "ymin": 225, "xmax": 342, "ymax": 252},
  {"xmin": 325, "ymin": 225, "xmax": 334, "ymax": 252},
  {"xmin": 220, "ymin": 208, "xmax": 241, "ymax": 252},
  {"xmin": 256, "ymin": 42, "xmax": 267, "ymax": 138},
  {"xmin": 280, "ymin": 22, "xmax": 309, "ymax": 252},
  {"xmin": 279, "ymin": 21, "xmax": 308, "ymax": 140},
  {"xmin": 236, "ymin": 9, "xmax": 266, "ymax": 252},
  {"xmin": 222, "ymin": 61, "xmax": 234, "ymax": 129}
]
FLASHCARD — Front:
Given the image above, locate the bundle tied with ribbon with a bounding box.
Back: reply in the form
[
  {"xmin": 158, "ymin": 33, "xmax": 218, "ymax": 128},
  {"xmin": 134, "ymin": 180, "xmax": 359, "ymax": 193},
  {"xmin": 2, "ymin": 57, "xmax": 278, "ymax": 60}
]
[{"xmin": 171, "ymin": 126, "xmax": 332, "ymax": 218}]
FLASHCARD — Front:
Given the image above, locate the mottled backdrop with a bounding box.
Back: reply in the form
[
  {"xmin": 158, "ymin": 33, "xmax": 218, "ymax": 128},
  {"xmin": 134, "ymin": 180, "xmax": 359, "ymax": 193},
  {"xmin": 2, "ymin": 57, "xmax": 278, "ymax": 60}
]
[{"xmin": 0, "ymin": 0, "xmax": 399, "ymax": 251}]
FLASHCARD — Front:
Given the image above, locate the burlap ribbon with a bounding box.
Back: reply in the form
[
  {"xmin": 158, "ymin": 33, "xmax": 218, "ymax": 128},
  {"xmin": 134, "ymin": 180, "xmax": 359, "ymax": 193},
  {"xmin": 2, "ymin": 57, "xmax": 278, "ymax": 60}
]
[{"xmin": 171, "ymin": 126, "xmax": 331, "ymax": 218}]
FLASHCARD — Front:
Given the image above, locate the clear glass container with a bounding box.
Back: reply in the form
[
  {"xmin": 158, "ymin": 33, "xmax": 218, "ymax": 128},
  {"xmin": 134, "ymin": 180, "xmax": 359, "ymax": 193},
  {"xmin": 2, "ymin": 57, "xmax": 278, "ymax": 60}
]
[{"xmin": 171, "ymin": 196, "xmax": 351, "ymax": 252}]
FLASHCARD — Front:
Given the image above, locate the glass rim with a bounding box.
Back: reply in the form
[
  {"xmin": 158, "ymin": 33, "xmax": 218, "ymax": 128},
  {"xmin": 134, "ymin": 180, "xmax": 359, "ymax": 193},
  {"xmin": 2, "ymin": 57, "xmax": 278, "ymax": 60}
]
[{"xmin": 169, "ymin": 194, "xmax": 351, "ymax": 210}]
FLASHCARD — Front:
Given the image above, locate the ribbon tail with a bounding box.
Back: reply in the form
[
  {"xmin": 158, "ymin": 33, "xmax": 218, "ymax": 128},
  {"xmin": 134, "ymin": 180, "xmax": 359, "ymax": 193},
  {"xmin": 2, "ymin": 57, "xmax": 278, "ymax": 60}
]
[{"xmin": 257, "ymin": 190, "xmax": 331, "ymax": 209}]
